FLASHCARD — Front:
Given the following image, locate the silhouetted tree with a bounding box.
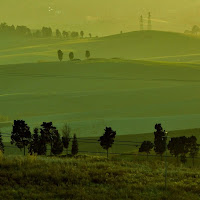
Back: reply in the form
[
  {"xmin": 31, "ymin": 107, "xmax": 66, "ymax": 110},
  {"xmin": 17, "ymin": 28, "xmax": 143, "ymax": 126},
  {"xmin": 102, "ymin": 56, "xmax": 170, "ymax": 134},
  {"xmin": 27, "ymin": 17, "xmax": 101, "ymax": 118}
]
[
  {"xmin": 85, "ymin": 50, "xmax": 90, "ymax": 59},
  {"xmin": 16, "ymin": 25, "xmax": 31, "ymax": 36},
  {"xmin": 57, "ymin": 50, "xmax": 63, "ymax": 61},
  {"xmin": 168, "ymin": 137, "xmax": 181, "ymax": 164},
  {"xmin": 37, "ymin": 133, "xmax": 47, "ymax": 155},
  {"xmin": 188, "ymin": 136, "xmax": 199, "ymax": 166},
  {"xmin": 0, "ymin": 131, "xmax": 4, "ymax": 154},
  {"xmin": 51, "ymin": 130, "xmax": 63, "ymax": 155},
  {"xmin": 154, "ymin": 124, "xmax": 166, "ymax": 160},
  {"xmin": 62, "ymin": 123, "xmax": 71, "ymax": 155},
  {"xmin": 192, "ymin": 25, "xmax": 200, "ymax": 35},
  {"xmin": 42, "ymin": 27, "xmax": 52, "ymax": 37},
  {"xmin": 71, "ymin": 134, "xmax": 78, "ymax": 156},
  {"xmin": 40, "ymin": 122, "xmax": 57, "ymax": 155},
  {"xmin": 69, "ymin": 52, "xmax": 74, "ymax": 60},
  {"xmin": 168, "ymin": 136, "xmax": 190, "ymax": 165},
  {"xmin": 89, "ymin": 33, "xmax": 92, "ymax": 38},
  {"xmin": 28, "ymin": 128, "xmax": 40, "ymax": 155},
  {"xmin": 11, "ymin": 120, "xmax": 32, "ymax": 156},
  {"xmin": 71, "ymin": 31, "xmax": 79, "ymax": 38},
  {"xmin": 98, "ymin": 127, "xmax": 116, "ymax": 159},
  {"xmin": 80, "ymin": 31, "xmax": 84, "ymax": 38},
  {"xmin": 139, "ymin": 141, "xmax": 154, "ymax": 158},
  {"xmin": 56, "ymin": 29, "xmax": 62, "ymax": 38},
  {"xmin": 62, "ymin": 31, "xmax": 69, "ymax": 38}
]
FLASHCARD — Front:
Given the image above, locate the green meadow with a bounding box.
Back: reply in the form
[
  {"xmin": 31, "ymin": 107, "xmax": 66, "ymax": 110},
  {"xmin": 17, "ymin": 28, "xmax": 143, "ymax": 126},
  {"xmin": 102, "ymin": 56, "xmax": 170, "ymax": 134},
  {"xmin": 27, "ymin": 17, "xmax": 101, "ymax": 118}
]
[
  {"xmin": 1, "ymin": 57, "xmax": 200, "ymax": 137},
  {"xmin": 0, "ymin": 153, "xmax": 200, "ymax": 200}
]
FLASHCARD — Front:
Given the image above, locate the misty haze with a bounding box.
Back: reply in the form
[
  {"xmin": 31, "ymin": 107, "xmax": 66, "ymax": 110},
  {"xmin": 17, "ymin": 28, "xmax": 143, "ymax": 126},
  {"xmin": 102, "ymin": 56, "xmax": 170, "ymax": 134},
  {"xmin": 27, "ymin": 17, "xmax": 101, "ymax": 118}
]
[{"xmin": 0, "ymin": 1, "xmax": 200, "ymax": 200}]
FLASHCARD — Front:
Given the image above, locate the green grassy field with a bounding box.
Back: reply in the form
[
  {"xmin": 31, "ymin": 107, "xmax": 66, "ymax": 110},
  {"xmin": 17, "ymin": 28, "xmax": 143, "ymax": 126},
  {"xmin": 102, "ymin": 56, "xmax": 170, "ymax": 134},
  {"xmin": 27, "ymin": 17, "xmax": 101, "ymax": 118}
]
[
  {"xmin": 1, "ymin": 59, "xmax": 200, "ymax": 137},
  {"xmin": 2, "ymin": 30, "xmax": 200, "ymax": 65},
  {"xmin": 0, "ymin": 153, "xmax": 200, "ymax": 200}
]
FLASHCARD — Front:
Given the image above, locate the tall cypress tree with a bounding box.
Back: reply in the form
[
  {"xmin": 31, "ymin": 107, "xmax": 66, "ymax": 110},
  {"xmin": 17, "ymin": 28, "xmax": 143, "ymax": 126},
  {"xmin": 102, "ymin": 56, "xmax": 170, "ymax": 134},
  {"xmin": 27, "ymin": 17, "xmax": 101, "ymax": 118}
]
[
  {"xmin": 62, "ymin": 123, "xmax": 71, "ymax": 155},
  {"xmin": 0, "ymin": 131, "xmax": 4, "ymax": 154},
  {"xmin": 154, "ymin": 124, "xmax": 166, "ymax": 160},
  {"xmin": 98, "ymin": 127, "xmax": 116, "ymax": 159},
  {"xmin": 51, "ymin": 130, "xmax": 63, "ymax": 156},
  {"xmin": 71, "ymin": 134, "xmax": 78, "ymax": 156},
  {"xmin": 40, "ymin": 122, "xmax": 56, "ymax": 155},
  {"xmin": 28, "ymin": 128, "xmax": 40, "ymax": 155}
]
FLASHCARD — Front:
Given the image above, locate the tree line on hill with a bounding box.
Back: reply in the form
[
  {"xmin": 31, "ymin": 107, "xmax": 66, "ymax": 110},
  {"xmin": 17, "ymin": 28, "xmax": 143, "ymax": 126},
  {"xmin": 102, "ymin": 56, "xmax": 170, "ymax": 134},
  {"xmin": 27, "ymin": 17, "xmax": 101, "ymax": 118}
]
[
  {"xmin": 0, "ymin": 22, "xmax": 93, "ymax": 39},
  {"xmin": 57, "ymin": 50, "xmax": 90, "ymax": 61},
  {"xmin": 0, "ymin": 121, "xmax": 199, "ymax": 165}
]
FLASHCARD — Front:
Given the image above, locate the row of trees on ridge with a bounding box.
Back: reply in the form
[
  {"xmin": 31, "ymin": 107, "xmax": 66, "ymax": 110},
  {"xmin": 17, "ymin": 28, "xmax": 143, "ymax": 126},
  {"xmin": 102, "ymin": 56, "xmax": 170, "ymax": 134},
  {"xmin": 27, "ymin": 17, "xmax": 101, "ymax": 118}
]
[
  {"xmin": 0, "ymin": 121, "xmax": 199, "ymax": 165},
  {"xmin": 57, "ymin": 50, "xmax": 90, "ymax": 61}
]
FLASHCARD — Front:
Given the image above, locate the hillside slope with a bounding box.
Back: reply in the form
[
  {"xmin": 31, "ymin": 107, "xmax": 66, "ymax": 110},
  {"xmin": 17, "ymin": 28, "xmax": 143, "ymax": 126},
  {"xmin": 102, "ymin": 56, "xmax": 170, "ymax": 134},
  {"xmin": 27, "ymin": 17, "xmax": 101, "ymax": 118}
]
[
  {"xmin": 1, "ymin": 59, "xmax": 200, "ymax": 136},
  {"xmin": 1, "ymin": 31, "xmax": 200, "ymax": 65}
]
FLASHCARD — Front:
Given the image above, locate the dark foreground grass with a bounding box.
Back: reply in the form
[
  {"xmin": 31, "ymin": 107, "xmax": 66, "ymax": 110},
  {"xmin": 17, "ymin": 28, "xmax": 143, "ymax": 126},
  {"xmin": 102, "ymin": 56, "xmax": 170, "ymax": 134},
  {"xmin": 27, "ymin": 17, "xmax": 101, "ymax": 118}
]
[{"xmin": 0, "ymin": 153, "xmax": 200, "ymax": 200}]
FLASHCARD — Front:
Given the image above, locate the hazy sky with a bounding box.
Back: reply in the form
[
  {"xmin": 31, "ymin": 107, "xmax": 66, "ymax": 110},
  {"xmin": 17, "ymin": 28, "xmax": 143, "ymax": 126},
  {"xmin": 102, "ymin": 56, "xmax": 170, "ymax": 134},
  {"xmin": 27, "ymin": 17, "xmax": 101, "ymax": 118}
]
[{"xmin": 1, "ymin": 0, "xmax": 200, "ymax": 35}]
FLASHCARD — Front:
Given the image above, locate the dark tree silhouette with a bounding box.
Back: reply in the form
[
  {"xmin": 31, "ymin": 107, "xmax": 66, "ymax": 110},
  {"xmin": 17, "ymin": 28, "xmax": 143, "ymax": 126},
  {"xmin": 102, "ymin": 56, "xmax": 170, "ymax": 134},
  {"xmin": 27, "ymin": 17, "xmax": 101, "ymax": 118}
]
[
  {"xmin": 188, "ymin": 136, "xmax": 199, "ymax": 166},
  {"xmin": 154, "ymin": 124, "xmax": 166, "ymax": 160},
  {"xmin": 71, "ymin": 31, "xmax": 79, "ymax": 38},
  {"xmin": 11, "ymin": 120, "xmax": 32, "ymax": 156},
  {"xmin": 139, "ymin": 141, "xmax": 154, "ymax": 158},
  {"xmin": 80, "ymin": 31, "xmax": 84, "ymax": 38},
  {"xmin": 62, "ymin": 31, "xmax": 69, "ymax": 38},
  {"xmin": 0, "ymin": 131, "xmax": 4, "ymax": 154},
  {"xmin": 71, "ymin": 134, "xmax": 78, "ymax": 156},
  {"xmin": 168, "ymin": 136, "xmax": 190, "ymax": 164},
  {"xmin": 56, "ymin": 29, "xmax": 62, "ymax": 38},
  {"xmin": 69, "ymin": 52, "xmax": 74, "ymax": 60},
  {"xmin": 168, "ymin": 137, "xmax": 180, "ymax": 164},
  {"xmin": 37, "ymin": 133, "xmax": 47, "ymax": 155},
  {"xmin": 51, "ymin": 130, "xmax": 63, "ymax": 155},
  {"xmin": 40, "ymin": 122, "xmax": 57, "ymax": 155},
  {"xmin": 192, "ymin": 25, "xmax": 200, "ymax": 35},
  {"xmin": 89, "ymin": 33, "xmax": 92, "ymax": 38},
  {"xmin": 98, "ymin": 127, "xmax": 116, "ymax": 159},
  {"xmin": 85, "ymin": 50, "xmax": 90, "ymax": 59},
  {"xmin": 42, "ymin": 27, "xmax": 52, "ymax": 37},
  {"xmin": 28, "ymin": 128, "xmax": 40, "ymax": 155},
  {"xmin": 61, "ymin": 123, "xmax": 71, "ymax": 155},
  {"xmin": 57, "ymin": 50, "xmax": 63, "ymax": 61}
]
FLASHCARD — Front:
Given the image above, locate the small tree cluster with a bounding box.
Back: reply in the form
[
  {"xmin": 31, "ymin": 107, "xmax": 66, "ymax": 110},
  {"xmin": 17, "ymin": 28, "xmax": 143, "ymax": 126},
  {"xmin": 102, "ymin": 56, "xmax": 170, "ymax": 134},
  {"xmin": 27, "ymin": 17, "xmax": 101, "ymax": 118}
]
[
  {"xmin": 168, "ymin": 136, "xmax": 199, "ymax": 165},
  {"xmin": 57, "ymin": 50, "xmax": 91, "ymax": 61}
]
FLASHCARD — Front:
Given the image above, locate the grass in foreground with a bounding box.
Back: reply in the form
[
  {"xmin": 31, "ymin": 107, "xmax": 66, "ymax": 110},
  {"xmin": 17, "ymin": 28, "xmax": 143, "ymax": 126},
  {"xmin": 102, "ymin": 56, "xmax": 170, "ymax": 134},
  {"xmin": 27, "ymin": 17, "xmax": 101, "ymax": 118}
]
[{"xmin": 0, "ymin": 153, "xmax": 200, "ymax": 200}]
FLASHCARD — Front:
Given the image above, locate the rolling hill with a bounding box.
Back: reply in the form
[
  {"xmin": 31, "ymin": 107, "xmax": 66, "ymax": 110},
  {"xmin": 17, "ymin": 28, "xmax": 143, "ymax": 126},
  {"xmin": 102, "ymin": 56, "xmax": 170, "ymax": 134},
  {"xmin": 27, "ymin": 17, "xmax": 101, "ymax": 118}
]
[
  {"xmin": 1, "ymin": 59, "xmax": 200, "ymax": 137},
  {"xmin": 1, "ymin": 30, "xmax": 200, "ymax": 65}
]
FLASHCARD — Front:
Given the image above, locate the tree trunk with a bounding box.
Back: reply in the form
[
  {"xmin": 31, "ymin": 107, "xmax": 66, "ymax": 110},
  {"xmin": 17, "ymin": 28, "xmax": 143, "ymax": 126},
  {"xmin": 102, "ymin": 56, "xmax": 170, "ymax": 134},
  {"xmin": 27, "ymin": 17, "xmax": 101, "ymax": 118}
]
[
  {"xmin": 24, "ymin": 146, "xmax": 26, "ymax": 156},
  {"xmin": 50, "ymin": 141, "xmax": 53, "ymax": 156},
  {"xmin": 193, "ymin": 157, "xmax": 195, "ymax": 167},
  {"xmin": 107, "ymin": 149, "xmax": 108, "ymax": 159},
  {"xmin": 66, "ymin": 148, "xmax": 68, "ymax": 156}
]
